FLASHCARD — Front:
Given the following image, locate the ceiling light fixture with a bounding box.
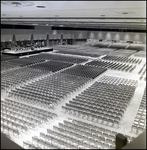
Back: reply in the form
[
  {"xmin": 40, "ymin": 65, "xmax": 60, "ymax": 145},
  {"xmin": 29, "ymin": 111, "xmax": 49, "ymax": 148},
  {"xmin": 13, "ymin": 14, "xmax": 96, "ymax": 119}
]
[
  {"xmin": 1, "ymin": 1, "xmax": 34, "ymax": 7},
  {"xmin": 122, "ymin": 12, "xmax": 128, "ymax": 15},
  {"xmin": 36, "ymin": 6, "xmax": 46, "ymax": 8}
]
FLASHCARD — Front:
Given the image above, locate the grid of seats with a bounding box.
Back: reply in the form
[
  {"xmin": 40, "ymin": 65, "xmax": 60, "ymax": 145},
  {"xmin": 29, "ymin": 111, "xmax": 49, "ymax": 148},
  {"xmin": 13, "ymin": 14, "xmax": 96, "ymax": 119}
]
[
  {"xmin": 54, "ymin": 50, "xmax": 101, "ymax": 57},
  {"xmin": 1, "ymin": 62, "xmax": 21, "ymax": 73},
  {"xmin": 108, "ymin": 49, "xmax": 137, "ymax": 57},
  {"xmin": 102, "ymin": 55, "xmax": 141, "ymax": 64},
  {"xmin": 7, "ymin": 57, "xmax": 45, "ymax": 67},
  {"xmin": 131, "ymin": 87, "xmax": 146, "ymax": 134},
  {"xmin": 1, "ymin": 67, "xmax": 51, "ymax": 93},
  {"xmin": 138, "ymin": 63, "xmax": 146, "ymax": 80},
  {"xmin": 109, "ymin": 43, "xmax": 129, "ymax": 49},
  {"xmin": 134, "ymin": 51, "xmax": 146, "ymax": 57},
  {"xmin": 1, "ymin": 54, "xmax": 19, "ymax": 61},
  {"xmin": 61, "ymin": 65, "xmax": 107, "ymax": 79},
  {"xmin": 8, "ymin": 73, "xmax": 90, "ymax": 108},
  {"xmin": 97, "ymin": 75, "xmax": 138, "ymax": 86},
  {"xmin": 23, "ymin": 118, "xmax": 134, "ymax": 149},
  {"xmin": 127, "ymin": 44, "xmax": 146, "ymax": 50},
  {"xmin": 1, "ymin": 99, "xmax": 57, "ymax": 138},
  {"xmin": 28, "ymin": 60, "xmax": 73, "ymax": 72},
  {"xmin": 86, "ymin": 59, "xmax": 135, "ymax": 72},
  {"xmin": 29, "ymin": 53, "xmax": 88, "ymax": 64},
  {"xmin": 63, "ymin": 77, "xmax": 137, "ymax": 127}
]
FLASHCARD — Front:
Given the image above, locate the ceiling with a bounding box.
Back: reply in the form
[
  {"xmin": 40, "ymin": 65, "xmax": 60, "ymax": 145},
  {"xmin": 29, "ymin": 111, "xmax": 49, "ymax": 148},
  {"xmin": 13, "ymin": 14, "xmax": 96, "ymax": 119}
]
[{"xmin": 1, "ymin": 1, "xmax": 146, "ymax": 30}]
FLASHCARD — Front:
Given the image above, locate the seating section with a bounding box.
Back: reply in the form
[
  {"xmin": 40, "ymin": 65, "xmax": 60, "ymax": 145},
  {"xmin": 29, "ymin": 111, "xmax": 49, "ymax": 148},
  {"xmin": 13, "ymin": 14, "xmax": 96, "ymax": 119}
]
[
  {"xmin": 86, "ymin": 59, "xmax": 136, "ymax": 72},
  {"xmin": 127, "ymin": 44, "xmax": 146, "ymax": 50},
  {"xmin": 134, "ymin": 51, "xmax": 146, "ymax": 58},
  {"xmin": 138, "ymin": 63, "xmax": 146, "ymax": 80},
  {"xmin": 1, "ymin": 54, "xmax": 19, "ymax": 62},
  {"xmin": 61, "ymin": 65, "xmax": 107, "ymax": 79},
  {"xmin": 108, "ymin": 49, "xmax": 137, "ymax": 57},
  {"xmin": 63, "ymin": 76, "xmax": 137, "ymax": 127},
  {"xmin": 6, "ymin": 57, "xmax": 46, "ymax": 67},
  {"xmin": 1, "ymin": 98, "xmax": 57, "ymax": 138},
  {"xmin": 1, "ymin": 62, "xmax": 21, "ymax": 73},
  {"xmin": 8, "ymin": 73, "xmax": 90, "ymax": 108},
  {"xmin": 102, "ymin": 55, "xmax": 141, "ymax": 64},
  {"xmin": 1, "ymin": 44, "xmax": 145, "ymax": 149},
  {"xmin": 54, "ymin": 50, "xmax": 101, "ymax": 57},
  {"xmin": 97, "ymin": 75, "xmax": 138, "ymax": 86},
  {"xmin": 29, "ymin": 53, "xmax": 88, "ymax": 64},
  {"xmin": 28, "ymin": 60, "xmax": 73, "ymax": 72},
  {"xmin": 109, "ymin": 43, "xmax": 129, "ymax": 49},
  {"xmin": 23, "ymin": 118, "xmax": 134, "ymax": 149},
  {"xmin": 131, "ymin": 87, "xmax": 146, "ymax": 134},
  {"xmin": 1, "ymin": 67, "xmax": 52, "ymax": 93}
]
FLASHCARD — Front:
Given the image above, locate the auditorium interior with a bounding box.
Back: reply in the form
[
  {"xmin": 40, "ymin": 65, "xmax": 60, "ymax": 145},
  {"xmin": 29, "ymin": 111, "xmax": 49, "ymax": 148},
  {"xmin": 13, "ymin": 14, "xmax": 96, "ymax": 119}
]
[{"xmin": 1, "ymin": 1, "xmax": 146, "ymax": 149}]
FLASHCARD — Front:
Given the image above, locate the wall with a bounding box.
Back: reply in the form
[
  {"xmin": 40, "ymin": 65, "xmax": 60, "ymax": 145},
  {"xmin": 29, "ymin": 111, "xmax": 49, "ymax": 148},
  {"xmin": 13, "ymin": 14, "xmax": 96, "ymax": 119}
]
[
  {"xmin": 87, "ymin": 31, "xmax": 146, "ymax": 43},
  {"xmin": 1, "ymin": 27, "xmax": 146, "ymax": 44}
]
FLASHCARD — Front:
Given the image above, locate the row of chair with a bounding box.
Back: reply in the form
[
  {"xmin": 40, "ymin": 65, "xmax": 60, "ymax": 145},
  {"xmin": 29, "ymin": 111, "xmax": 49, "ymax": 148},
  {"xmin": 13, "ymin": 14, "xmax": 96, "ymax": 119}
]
[
  {"xmin": 29, "ymin": 53, "xmax": 88, "ymax": 64},
  {"xmin": 1, "ymin": 67, "xmax": 51, "ymax": 92},
  {"xmin": 23, "ymin": 118, "xmax": 134, "ymax": 149},
  {"xmin": 97, "ymin": 75, "xmax": 138, "ymax": 87},
  {"xmin": 86, "ymin": 59, "xmax": 136, "ymax": 72},
  {"xmin": 61, "ymin": 65, "xmax": 107, "ymax": 79},
  {"xmin": 28, "ymin": 60, "xmax": 73, "ymax": 72},
  {"xmin": 7, "ymin": 56, "xmax": 46, "ymax": 67},
  {"xmin": 1, "ymin": 62, "xmax": 21, "ymax": 73},
  {"xmin": 131, "ymin": 87, "xmax": 146, "ymax": 134},
  {"xmin": 54, "ymin": 50, "xmax": 101, "ymax": 57},
  {"xmin": 8, "ymin": 73, "xmax": 91, "ymax": 108},
  {"xmin": 1, "ymin": 99, "xmax": 57, "ymax": 136},
  {"xmin": 102, "ymin": 55, "xmax": 141, "ymax": 64},
  {"xmin": 138, "ymin": 63, "xmax": 146, "ymax": 74},
  {"xmin": 63, "ymin": 79, "xmax": 136, "ymax": 127}
]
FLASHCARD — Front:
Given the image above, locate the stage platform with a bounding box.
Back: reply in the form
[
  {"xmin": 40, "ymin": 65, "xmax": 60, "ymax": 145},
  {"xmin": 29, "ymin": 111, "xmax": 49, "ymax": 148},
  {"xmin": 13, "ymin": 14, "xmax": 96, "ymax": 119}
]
[{"xmin": 2, "ymin": 47, "xmax": 53, "ymax": 56}]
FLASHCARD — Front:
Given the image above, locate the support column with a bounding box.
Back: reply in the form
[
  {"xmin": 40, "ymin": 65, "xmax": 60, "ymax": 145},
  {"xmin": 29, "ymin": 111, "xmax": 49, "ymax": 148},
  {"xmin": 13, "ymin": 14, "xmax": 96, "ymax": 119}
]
[
  {"xmin": 60, "ymin": 33, "xmax": 63, "ymax": 45},
  {"xmin": 46, "ymin": 34, "xmax": 49, "ymax": 47}
]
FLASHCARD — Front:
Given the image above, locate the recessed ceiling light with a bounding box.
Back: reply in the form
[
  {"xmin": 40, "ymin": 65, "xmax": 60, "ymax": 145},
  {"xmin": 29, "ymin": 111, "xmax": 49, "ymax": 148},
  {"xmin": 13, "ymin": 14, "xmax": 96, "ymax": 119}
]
[
  {"xmin": 101, "ymin": 15, "xmax": 105, "ymax": 16},
  {"xmin": 36, "ymin": 6, "xmax": 45, "ymax": 8},
  {"xmin": 122, "ymin": 12, "xmax": 128, "ymax": 15}
]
